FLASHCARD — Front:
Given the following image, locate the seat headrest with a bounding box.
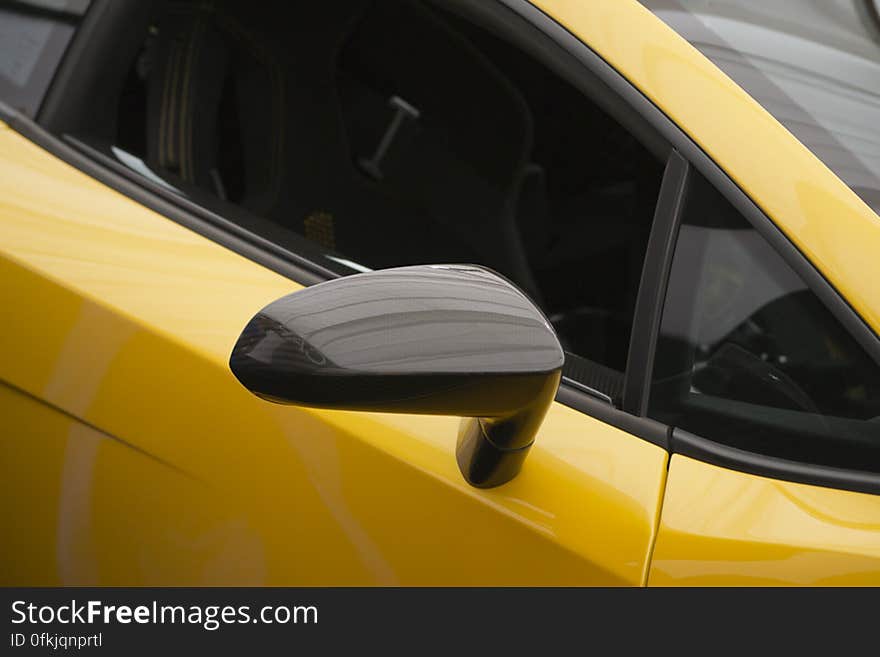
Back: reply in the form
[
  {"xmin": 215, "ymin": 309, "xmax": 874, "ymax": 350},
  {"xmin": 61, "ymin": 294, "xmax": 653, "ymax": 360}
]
[{"xmin": 146, "ymin": 5, "xmax": 227, "ymax": 192}]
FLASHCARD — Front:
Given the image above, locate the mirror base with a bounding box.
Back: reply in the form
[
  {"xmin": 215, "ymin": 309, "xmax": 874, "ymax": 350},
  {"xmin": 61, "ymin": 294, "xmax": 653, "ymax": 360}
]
[{"xmin": 456, "ymin": 418, "xmax": 533, "ymax": 488}]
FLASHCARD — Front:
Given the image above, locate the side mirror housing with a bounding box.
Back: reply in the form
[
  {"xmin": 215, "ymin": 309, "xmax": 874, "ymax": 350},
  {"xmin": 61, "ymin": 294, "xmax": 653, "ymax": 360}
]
[{"xmin": 230, "ymin": 264, "xmax": 563, "ymax": 488}]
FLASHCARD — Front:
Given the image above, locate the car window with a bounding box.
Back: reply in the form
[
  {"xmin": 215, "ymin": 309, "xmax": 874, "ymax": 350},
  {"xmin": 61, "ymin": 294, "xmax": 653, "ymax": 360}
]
[
  {"xmin": 70, "ymin": 0, "xmax": 668, "ymax": 404},
  {"xmin": 0, "ymin": 0, "xmax": 90, "ymax": 117},
  {"xmin": 649, "ymin": 173, "xmax": 880, "ymax": 472}
]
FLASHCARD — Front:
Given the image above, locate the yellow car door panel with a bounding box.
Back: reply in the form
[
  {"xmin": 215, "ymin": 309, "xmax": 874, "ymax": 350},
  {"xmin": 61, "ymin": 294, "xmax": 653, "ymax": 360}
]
[
  {"xmin": 650, "ymin": 456, "xmax": 880, "ymax": 586},
  {"xmin": 0, "ymin": 124, "xmax": 667, "ymax": 585}
]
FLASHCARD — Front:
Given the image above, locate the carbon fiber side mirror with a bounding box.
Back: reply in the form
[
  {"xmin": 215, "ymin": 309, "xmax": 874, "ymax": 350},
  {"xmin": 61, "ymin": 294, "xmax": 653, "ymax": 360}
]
[{"xmin": 230, "ymin": 265, "xmax": 563, "ymax": 488}]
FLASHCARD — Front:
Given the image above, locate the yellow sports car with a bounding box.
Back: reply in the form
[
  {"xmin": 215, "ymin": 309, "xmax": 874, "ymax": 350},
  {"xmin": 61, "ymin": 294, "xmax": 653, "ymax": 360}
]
[{"xmin": 2, "ymin": 0, "xmax": 879, "ymax": 586}]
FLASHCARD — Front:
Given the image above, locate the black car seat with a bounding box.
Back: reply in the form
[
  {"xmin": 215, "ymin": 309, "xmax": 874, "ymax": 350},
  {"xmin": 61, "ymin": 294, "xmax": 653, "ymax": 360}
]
[
  {"xmin": 336, "ymin": 0, "xmax": 541, "ymax": 301},
  {"xmin": 145, "ymin": 1, "xmax": 289, "ymax": 215},
  {"xmin": 144, "ymin": 0, "xmax": 543, "ymax": 303}
]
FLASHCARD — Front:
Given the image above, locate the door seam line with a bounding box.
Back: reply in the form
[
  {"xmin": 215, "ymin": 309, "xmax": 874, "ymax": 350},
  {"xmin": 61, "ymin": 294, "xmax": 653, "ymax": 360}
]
[{"xmin": 640, "ymin": 447, "xmax": 671, "ymax": 586}]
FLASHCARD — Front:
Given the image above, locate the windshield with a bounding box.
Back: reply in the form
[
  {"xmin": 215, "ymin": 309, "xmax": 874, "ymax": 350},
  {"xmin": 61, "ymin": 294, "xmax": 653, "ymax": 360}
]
[{"xmin": 639, "ymin": 0, "xmax": 880, "ymax": 216}]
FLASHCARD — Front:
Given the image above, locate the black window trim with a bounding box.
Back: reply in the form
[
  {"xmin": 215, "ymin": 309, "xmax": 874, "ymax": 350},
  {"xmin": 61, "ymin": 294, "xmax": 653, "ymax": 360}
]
[
  {"xmin": 3, "ymin": 0, "xmax": 879, "ymax": 492},
  {"xmin": 671, "ymin": 428, "xmax": 880, "ymax": 496},
  {"xmin": 623, "ymin": 149, "xmax": 690, "ymax": 418}
]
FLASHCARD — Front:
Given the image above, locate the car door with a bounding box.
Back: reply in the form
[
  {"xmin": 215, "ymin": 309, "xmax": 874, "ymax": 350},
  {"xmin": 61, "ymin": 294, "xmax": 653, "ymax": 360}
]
[{"xmin": 0, "ymin": 0, "xmax": 676, "ymax": 585}]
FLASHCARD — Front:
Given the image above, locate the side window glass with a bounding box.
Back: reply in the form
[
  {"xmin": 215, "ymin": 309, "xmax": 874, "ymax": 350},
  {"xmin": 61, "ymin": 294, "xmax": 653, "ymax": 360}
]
[
  {"xmin": 650, "ymin": 174, "xmax": 880, "ymax": 472},
  {"xmin": 0, "ymin": 1, "xmax": 90, "ymax": 117},
  {"xmin": 89, "ymin": 0, "xmax": 666, "ymax": 403}
]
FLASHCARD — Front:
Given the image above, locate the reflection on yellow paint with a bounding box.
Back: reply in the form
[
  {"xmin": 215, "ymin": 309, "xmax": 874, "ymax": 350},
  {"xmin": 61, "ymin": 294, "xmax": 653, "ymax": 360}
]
[{"xmin": 0, "ymin": 383, "xmax": 266, "ymax": 585}]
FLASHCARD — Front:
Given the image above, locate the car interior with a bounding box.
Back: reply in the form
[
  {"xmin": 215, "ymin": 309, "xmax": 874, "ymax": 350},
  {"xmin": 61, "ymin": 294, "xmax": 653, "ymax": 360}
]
[{"xmin": 56, "ymin": 0, "xmax": 667, "ymax": 404}]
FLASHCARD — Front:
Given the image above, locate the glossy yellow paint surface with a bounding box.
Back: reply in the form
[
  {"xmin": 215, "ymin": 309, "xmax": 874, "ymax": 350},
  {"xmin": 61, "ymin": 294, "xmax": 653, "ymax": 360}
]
[
  {"xmin": 650, "ymin": 456, "xmax": 880, "ymax": 585},
  {"xmin": 0, "ymin": 124, "xmax": 667, "ymax": 585},
  {"xmin": 0, "ymin": 382, "xmax": 264, "ymax": 585},
  {"xmin": 534, "ymin": 0, "xmax": 880, "ymax": 336}
]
